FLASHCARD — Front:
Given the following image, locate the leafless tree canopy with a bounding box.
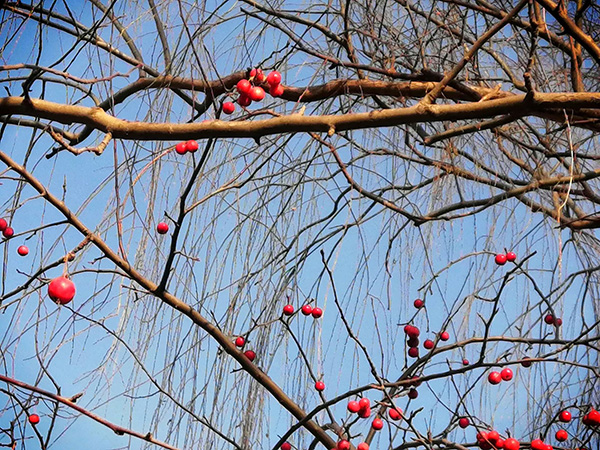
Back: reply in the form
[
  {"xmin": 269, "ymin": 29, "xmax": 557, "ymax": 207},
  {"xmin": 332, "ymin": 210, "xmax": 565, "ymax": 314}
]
[{"xmin": 0, "ymin": 1, "xmax": 599, "ymax": 449}]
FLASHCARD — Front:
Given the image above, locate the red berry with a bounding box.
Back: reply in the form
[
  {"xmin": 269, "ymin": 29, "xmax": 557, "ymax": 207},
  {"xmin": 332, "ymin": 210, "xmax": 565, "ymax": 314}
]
[
  {"xmin": 235, "ymin": 336, "xmax": 245, "ymax": 347},
  {"xmin": 495, "ymin": 254, "xmax": 507, "ymax": 265},
  {"xmin": 222, "ymin": 102, "xmax": 235, "ymax": 114},
  {"xmin": 388, "ymin": 407, "xmax": 402, "ymax": 420},
  {"xmin": 410, "ymin": 375, "xmax": 422, "ymax": 387},
  {"xmin": 301, "ymin": 305, "xmax": 313, "ymax": 315},
  {"xmin": 500, "ymin": 368, "xmax": 513, "ymax": 381},
  {"xmin": 0, "ymin": 218, "xmax": 6, "ymax": 231},
  {"xmin": 458, "ymin": 417, "xmax": 469, "ymax": 428},
  {"xmin": 3, "ymin": 227, "xmax": 14, "ymax": 238},
  {"xmin": 175, "ymin": 142, "xmax": 187, "ymax": 154},
  {"xmin": 488, "ymin": 430, "xmax": 499, "ymax": 442},
  {"xmin": 17, "ymin": 245, "xmax": 29, "ymax": 256},
  {"xmin": 281, "ymin": 443, "xmax": 291, "ymax": 450},
  {"xmin": 408, "ymin": 388, "xmax": 418, "ymax": 399},
  {"xmin": 462, "ymin": 358, "xmax": 470, "ymax": 366},
  {"xmin": 249, "ymin": 86, "xmax": 265, "ymax": 101},
  {"xmin": 413, "ymin": 298, "xmax": 424, "ymax": 308},
  {"xmin": 243, "ymin": 350, "xmax": 256, "ymax": 361},
  {"xmin": 371, "ymin": 418, "xmax": 383, "ymax": 430},
  {"xmin": 347, "ymin": 401, "xmax": 360, "ymax": 413},
  {"xmin": 237, "ymin": 79, "xmax": 252, "ymax": 94},
  {"xmin": 476, "ymin": 432, "xmax": 488, "ymax": 442},
  {"xmin": 405, "ymin": 325, "xmax": 420, "ymax": 338},
  {"xmin": 588, "ymin": 409, "xmax": 600, "ymax": 424},
  {"xmin": 28, "ymin": 414, "xmax": 40, "ymax": 424},
  {"xmin": 251, "ymin": 68, "xmax": 266, "ymax": 83},
  {"xmin": 269, "ymin": 84, "xmax": 284, "ymax": 97},
  {"xmin": 358, "ymin": 398, "xmax": 370, "ymax": 409},
  {"xmin": 496, "ymin": 439, "xmax": 505, "ymax": 449},
  {"xmin": 559, "ymin": 410, "xmax": 571, "ymax": 422},
  {"xmin": 555, "ymin": 430, "xmax": 568, "ymax": 442},
  {"xmin": 311, "ymin": 307, "xmax": 323, "ymax": 318},
  {"xmin": 423, "ymin": 339, "xmax": 434, "ymax": 349},
  {"xmin": 186, "ymin": 140, "xmax": 198, "ymax": 152},
  {"xmin": 506, "ymin": 251, "xmax": 517, "ymax": 262},
  {"xmin": 48, "ymin": 276, "xmax": 76, "ymax": 305},
  {"xmin": 503, "ymin": 438, "xmax": 520, "ymax": 450},
  {"xmin": 358, "ymin": 407, "xmax": 371, "ymax": 418},
  {"xmin": 408, "ymin": 347, "xmax": 419, "ymax": 358},
  {"xmin": 315, "ymin": 381, "xmax": 325, "ymax": 391},
  {"xmin": 521, "ymin": 357, "xmax": 532, "ymax": 367},
  {"xmin": 440, "ymin": 331, "xmax": 450, "ymax": 341},
  {"xmin": 267, "ymin": 71, "xmax": 282, "ymax": 86},
  {"xmin": 237, "ymin": 95, "xmax": 252, "ymax": 107},
  {"xmin": 544, "ymin": 314, "xmax": 555, "ymax": 324},
  {"xmin": 554, "ymin": 318, "xmax": 562, "ymax": 326},
  {"xmin": 357, "ymin": 443, "xmax": 369, "ymax": 450},
  {"xmin": 337, "ymin": 440, "xmax": 350, "ymax": 450},
  {"xmin": 531, "ymin": 439, "xmax": 545, "ymax": 450},
  {"xmin": 283, "ymin": 304, "xmax": 294, "ymax": 315},
  {"xmin": 157, "ymin": 222, "xmax": 169, "ymax": 234},
  {"xmin": 488, "ymin": 371, "xmax": 502, "ymax": 385},
  {"xmin": 407, "ymin": 336, "xmax": 419, "ymax": 348}
]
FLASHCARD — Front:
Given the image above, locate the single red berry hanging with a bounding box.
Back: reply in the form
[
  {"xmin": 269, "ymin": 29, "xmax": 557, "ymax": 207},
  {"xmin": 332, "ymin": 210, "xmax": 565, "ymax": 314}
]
[
  {"xmin": 371, "ymin": 418, "xmax": 383, "ymax": 430},
  {"xmin": 555, "ymin": 430, "xmax": 568, "ymax": 442},
  {"xmin": 358, "ymin": 398, "xmax": 370, "ymax": 409},
  {"xmin": 0, "ymin": 218, "xmax": 6, "ymax": 232},
  {"xmin": 237, "ymin": 95, "xmax": 252, "ymax": 107},
  {"xmin": 559, "ymin": 410, "xmax": 571, "ymax": 422},
  {"xmin": 250, "ymin": 68, "xmax": 265, "ymax": 83},
  {"xmin": 28, "ymin": 414, "xmax": 40, "ymax": 424},
  {"xmin": 503, "ymin": 438, "xmax": 520, "ymax": 450},
  {"xmin": 487, "ymin": 430, "xmax": 500, "ymax": 442},
  {"xmin": 462, "ymin": 358, "xmax": 469, "ymax": 365},
  {"xmin": 222, "ymin": 102, "xmax": 235, "ymax": 114},
  {"xmin": 267, "ymin": 71, "xmax": 282, "ymax": 86},
  {"xmin": 157, "ymin": 222, "xmax": 169, "ymax": 234},
  {"xmin": 388, "ymin": 407, "xmax": 402, "ymax": 420},
  {"xmin": 407, "ymin": 336, "xmax": 419, "ymax": 348},
  {"xmin": 357, "ymin": 443, "xmax": 369, "ymax": 450},
  {"xmin": 17, "ymin": 245, "xmax": 29, "ymax": 256},
  {"xmin": 3, "ymin": 227, "xmax": 14, "ymax": 238},
  {"xmin": 521, "ymin": 357, "xmax": 532, "ymax": 367},
  {"xmin": 544, "ymin": 314, "xmax": 555, "ymax": 324},
  {"xmin": 283, "ymin": 304, "xmax": 294, "ymax": 315},
  {"xmin": 488, "ymin": 371, "xmax": 502, "ymax": 385},
  {"xmin": 358, "ymin": 407, "xmax": 371, "ymax": 418},
  {"xmin": 301, "ymin": 304, "xmax": 313, "ymax": 315},
  {"xmin": 495, "ymin": 254, "xmax": 507, "ymax": 265},
  {"xmin": 311, "ymin": 307, "xmax": 323, "ymax": 318},
  {"xmin": 408, "ymin": 347, "xmax": 419, "ymax": 358},
  {"xmin": 423, "ymin": 339, "xmax": 434, "ymax": 349},
  {"xmin": 175, "ymin": 142, "xmax": 187, "ymax": 154},
  {"xmin": 506, "ymin": 251, "xmax": 517, "ymax": 262},
  {"xmin": 413, "ymin": 298, "xmax": 424, "ymax": 308},
  {"xmin": 281, "ymin": 442, "xmax": 291, "ymax": 450},
  {"xmin": 243, "ymin": 350, "xmax": 256, "ymax": 361},
  {"xmin": 235, "ymin": 336, "xmax": 245, "ymax": 347},
  {"xmin": 554, "ymin": 317, "xmax": 562, "ymax": 326},
  {"xmin": 440, "ymin": 331, "xmax": 450, "ymax": 341},
  {"xmin": 408, "ymin": 388, "xmax": 418, "ymax": 399},
  {"xmin": 500, "ymin": 367, "xmax": 513, "ymax": 381},
  {"xmin": 315, "ymin": 381, "xmax": 325, "ymax": 391},
  {"xmin": 458, "ymin": 417, "xmax": 469, "ymax": 428},
  {"xmin": 48, "ymin": 276, "xmax": 76, "ymax": 305},
  {"xmin": 186, "ymin": 140, "xmax": 199, "ymax": 152}
]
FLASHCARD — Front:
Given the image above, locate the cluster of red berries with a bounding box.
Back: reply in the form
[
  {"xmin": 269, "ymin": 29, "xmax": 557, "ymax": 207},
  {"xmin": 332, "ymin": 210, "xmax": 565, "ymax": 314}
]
[
  {"xmin": 233, "ymin": 336, "xmax": 256, "ymax": 361},
  {"xmin": 0, "ymin": 218, "xmax": 14, "ymax": 239},
  {"xmin": 476, "ymin": 430, "xmax": 519, "ymax": 450},
  {"xmin": 530, "ymin": 438, "xmax": 554, "ymax": 450},
  {"xmin": 544, "ymin": 314, "xmax": 562, "ymax": 326},
  {"xmin": 174, "ymin": 139, "xmax": 199, "ymax": 155},
  {"xmin": 582, "ymin": 408, "xmax": 600, "ymax": 426},
  {"xmin": 222, "ymin": 69, "xmax": 284, "ymax": 114},
  {"xmin": 346, "ymin": 397, "xmax": 386, "ymax": 432},
  {"xmin": 494, "ymin": 251, "xmax": 516, "ymax": 265},
  {"xmin": 487, "ymin": 367, "xmax": 513, "ymax": 385},
  {"xmin": 282, "ymin": 303, "xmax": 323, "ymax": 319}
]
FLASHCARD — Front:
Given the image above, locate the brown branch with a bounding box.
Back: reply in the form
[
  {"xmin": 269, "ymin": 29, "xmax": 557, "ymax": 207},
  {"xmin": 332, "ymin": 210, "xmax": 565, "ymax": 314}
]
[
  {"xmin": 0, "ymin": 374, "xmax": 180, "ymax": 450},
  {"xmin": 2, "ymin": 92, "xmax": 600, "ymax": 141},
  {"xmin": 47, "ymin": 129, "xmax": 112, "ymax": 156}
]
